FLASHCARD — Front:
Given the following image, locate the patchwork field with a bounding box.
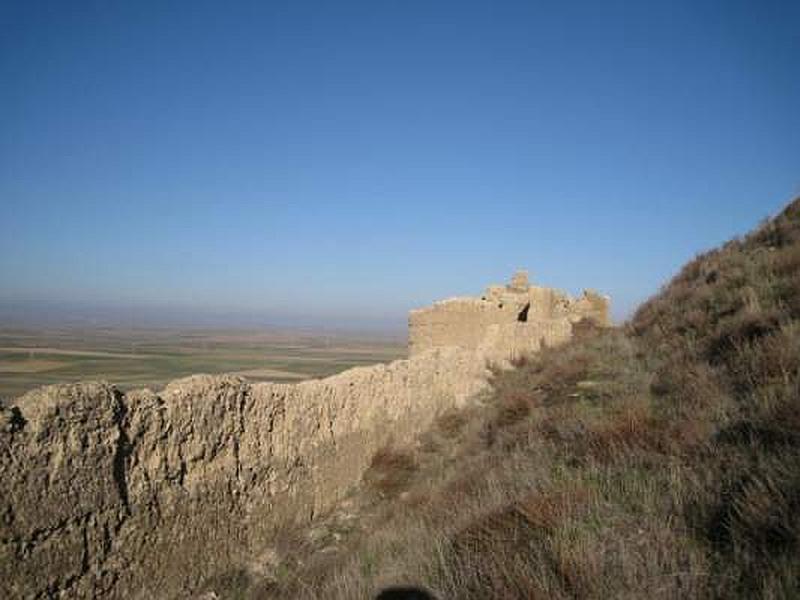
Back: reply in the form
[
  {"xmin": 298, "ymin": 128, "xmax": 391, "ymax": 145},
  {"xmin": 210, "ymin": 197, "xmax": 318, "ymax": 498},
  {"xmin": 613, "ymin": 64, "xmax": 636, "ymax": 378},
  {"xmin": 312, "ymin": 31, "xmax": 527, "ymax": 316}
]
[{"xmin": 0, "ymin": 327, "xmax": 406, "ymax": 402}]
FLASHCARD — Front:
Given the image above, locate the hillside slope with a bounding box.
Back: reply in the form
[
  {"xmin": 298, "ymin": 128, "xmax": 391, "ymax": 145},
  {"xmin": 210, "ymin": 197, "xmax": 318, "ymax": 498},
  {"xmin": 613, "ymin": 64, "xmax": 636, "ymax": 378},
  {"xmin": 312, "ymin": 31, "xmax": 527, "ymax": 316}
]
[{"xmin": 238, "ymin": 198, "xmax": 800, "ymax": 599}]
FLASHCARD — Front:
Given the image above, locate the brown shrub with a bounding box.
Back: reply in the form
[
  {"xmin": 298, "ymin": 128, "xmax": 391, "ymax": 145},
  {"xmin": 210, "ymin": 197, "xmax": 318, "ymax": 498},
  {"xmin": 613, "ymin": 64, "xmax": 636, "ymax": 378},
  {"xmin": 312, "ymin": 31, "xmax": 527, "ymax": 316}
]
[
  {"xmin": 493, "ymin": 394, "xmax": 532, "ymax": 428},
  {"xmin": 729, "ymin": 474, "xmax": 798, "ymax": 552},
  {"xmin": 363, "ymin": 447, "xmax": 418, "ymax": 498},
  {"xmin": 515, "ymin": 484, "xmax": 595, "ymax": 532},
  {"xmin": 779, "ymin": 274, "xmax": 800, "ymax": 317},
  {"xmin": 584, "ymin": 402, "xmax": 661, "ymax": 461},
  {"xmin": 435, "ymin": 409, "xmax": 468, "ymax": 439},
  {"xmin": 753, "ymin": 203, "xmax": 800, "ymax": 248},
  {"xmin": 771, "ymin": 243, "xmax": 800, "ymax": 277},
  {"xmin": 449, "ymin": 504, "xmax": 554, "ymax": 599},
  {"xmin": 440, "ymin": 469, "xmax": 487, "ymax": 504},
  {"xmin": 706, "ymin": 309, "xmax": 783, "ymax": 365}
]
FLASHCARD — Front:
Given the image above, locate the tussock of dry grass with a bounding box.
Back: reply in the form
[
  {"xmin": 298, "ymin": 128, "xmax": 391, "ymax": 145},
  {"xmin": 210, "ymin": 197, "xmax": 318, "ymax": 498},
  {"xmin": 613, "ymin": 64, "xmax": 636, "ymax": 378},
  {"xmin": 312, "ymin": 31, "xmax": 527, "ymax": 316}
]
[
  {"xmin": 363, "ymin": 447, "xmax": 419, "ymax": 499},
  {"xmin": 214, "ymin": 198, "xmax": 800, "ymax": 599}
]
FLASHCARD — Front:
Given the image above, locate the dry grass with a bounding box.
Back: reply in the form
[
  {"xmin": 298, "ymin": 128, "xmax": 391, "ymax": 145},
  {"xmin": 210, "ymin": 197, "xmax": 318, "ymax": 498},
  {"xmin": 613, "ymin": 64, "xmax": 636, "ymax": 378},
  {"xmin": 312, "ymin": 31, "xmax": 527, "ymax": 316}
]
[
  {"xmin": 214, "ymin": 197, "xmax": 800, "ymax": 599},
  {"xmin": 363, "ymin": 447, "xmax": 419, "ymax": 499}
]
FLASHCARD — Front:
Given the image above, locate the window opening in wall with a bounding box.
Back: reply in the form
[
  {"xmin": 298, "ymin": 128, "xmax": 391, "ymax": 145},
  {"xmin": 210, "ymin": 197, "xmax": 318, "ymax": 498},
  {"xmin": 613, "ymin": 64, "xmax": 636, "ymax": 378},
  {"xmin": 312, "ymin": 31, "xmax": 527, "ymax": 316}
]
[{"xmin": 517, "ymin": 303, "xmax": 530, "ymax": 322}]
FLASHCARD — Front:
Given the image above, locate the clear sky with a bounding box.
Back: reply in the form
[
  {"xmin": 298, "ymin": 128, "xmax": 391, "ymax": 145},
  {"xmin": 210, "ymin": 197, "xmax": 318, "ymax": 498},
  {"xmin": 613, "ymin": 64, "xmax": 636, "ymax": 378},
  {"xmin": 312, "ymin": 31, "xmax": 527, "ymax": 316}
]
[{"xmin": 1, "ymin": 0, "xmax": 799, "ymax": 330}]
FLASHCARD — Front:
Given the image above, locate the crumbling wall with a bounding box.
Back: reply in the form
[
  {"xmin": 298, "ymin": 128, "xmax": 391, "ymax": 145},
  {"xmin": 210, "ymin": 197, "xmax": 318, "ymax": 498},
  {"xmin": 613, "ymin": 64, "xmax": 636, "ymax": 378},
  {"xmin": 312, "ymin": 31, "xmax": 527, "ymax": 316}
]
[
  {"xmin": 571, "ymin": 290, "xmax": 612, "ymax": 326},
  {"xmin": 476, "ymin": 320, "xmax": 574, "ymax": 360},
  {"xmin": 409, "ymin": 270, "xmax": 610, "ymax": 360},
  {"xmin": 0, "ymin": 348, "xmax": 488, "ymax": 599}
]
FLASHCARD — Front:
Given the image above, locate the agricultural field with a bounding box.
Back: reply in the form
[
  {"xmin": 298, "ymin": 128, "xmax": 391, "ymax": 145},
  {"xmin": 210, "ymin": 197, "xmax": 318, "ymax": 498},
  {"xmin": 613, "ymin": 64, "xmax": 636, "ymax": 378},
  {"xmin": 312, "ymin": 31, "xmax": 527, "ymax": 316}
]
[{"xmin": 0, "ymin": 327, "xmax": 406, "ymax": 402}]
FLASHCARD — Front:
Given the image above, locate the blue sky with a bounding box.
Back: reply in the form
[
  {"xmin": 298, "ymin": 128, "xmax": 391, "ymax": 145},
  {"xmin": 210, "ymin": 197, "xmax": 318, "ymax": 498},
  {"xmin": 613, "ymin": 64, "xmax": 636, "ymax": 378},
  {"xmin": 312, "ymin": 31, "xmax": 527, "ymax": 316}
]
[{"xmin": 1, "ymin": 0, "xmax": 798, "ymax": 330}]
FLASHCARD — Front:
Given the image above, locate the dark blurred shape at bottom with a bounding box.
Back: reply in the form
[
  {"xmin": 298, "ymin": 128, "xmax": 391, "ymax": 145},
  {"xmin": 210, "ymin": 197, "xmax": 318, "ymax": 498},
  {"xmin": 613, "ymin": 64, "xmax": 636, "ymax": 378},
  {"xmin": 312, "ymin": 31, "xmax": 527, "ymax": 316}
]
[{"xmin": 375, "ymin": 585, "xmax": 437, "ymax": 600}]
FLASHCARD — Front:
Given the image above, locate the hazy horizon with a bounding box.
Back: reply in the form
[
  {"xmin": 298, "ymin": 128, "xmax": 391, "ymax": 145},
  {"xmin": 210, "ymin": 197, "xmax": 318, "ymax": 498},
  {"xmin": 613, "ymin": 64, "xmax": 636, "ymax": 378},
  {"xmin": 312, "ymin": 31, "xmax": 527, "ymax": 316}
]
[
  {"xmin": 2, "ymin": 1, "xmax": 798, "ymax": 330},
  {"xmin": 0, "ymin": 295, "xmax": 409, "ymax": 334}
]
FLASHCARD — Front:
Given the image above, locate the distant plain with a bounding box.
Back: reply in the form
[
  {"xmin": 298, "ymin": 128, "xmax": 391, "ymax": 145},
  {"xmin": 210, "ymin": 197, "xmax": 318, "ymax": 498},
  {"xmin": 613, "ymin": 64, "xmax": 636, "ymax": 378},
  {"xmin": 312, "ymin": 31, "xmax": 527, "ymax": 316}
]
[{"xmin": 0, "ymin": 327, "xmax": 406, "ymax": 401}]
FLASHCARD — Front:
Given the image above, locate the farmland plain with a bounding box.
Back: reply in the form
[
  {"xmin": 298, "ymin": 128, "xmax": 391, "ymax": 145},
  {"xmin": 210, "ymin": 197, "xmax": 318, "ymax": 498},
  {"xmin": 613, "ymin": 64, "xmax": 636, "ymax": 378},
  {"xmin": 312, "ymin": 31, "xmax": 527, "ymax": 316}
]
[{"xmin": 0, "ymin": 327, "xmax": 406, "ymax": 402}]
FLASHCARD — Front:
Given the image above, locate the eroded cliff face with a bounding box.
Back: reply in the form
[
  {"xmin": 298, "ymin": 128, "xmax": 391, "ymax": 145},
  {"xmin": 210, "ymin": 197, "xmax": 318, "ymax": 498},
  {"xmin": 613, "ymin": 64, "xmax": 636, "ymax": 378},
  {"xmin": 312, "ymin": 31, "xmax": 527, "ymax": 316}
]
[{"xmin": 0, "ymin": 348, "xmax": 488, "ymax": 599}]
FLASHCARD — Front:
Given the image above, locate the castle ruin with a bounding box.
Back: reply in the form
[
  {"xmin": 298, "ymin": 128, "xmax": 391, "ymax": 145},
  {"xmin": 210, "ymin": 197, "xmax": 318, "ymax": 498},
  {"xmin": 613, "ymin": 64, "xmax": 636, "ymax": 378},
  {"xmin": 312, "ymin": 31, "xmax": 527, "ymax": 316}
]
[
  {"xmin": 409, "ymin": 270, "xmax": 610, "ymax": 361},
  {"xmin": 0, "ymin": 271, "xmax": 611, "ymax": 598}
]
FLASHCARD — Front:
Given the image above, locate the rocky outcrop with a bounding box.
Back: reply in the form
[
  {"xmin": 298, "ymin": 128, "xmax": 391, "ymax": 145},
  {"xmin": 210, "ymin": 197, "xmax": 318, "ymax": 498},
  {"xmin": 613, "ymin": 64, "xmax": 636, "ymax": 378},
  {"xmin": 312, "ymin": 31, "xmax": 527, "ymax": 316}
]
[{"xmin": 0, "ymin": 348, "xmax": 488, "ymax": 599}]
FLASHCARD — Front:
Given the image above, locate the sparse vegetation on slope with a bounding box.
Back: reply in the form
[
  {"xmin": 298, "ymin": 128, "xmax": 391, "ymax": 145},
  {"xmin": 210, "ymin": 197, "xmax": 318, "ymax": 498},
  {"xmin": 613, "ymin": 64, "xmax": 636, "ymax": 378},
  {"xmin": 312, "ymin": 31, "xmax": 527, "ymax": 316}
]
[{"xmin": 230, "ymin": 198, "xmax": 800, "ymax": 599}]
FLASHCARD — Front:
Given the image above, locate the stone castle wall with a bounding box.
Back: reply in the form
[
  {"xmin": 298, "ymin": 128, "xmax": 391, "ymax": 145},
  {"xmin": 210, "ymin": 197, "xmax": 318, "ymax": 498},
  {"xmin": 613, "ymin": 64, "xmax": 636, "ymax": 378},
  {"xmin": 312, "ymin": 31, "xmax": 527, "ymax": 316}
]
[{"xmin": 409, "ymin": 270, "xmax": 610, "ymax": 361}]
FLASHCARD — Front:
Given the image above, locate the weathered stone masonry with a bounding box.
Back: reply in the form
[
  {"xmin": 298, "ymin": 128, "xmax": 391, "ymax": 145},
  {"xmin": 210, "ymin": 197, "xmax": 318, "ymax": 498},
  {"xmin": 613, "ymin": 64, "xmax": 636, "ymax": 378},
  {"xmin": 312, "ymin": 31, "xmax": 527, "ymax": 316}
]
[{"xmin": 409, "ymin": 270, "xmax": 610, "ymax": 361}]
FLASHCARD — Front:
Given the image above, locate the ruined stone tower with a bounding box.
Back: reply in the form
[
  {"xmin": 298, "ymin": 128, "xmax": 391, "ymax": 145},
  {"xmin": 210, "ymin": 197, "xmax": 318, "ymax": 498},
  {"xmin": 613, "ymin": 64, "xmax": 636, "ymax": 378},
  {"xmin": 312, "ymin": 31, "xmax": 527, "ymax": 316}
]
[{"xmin": 408, "ymin": 270, "xmax": 610, "ymax": 361}]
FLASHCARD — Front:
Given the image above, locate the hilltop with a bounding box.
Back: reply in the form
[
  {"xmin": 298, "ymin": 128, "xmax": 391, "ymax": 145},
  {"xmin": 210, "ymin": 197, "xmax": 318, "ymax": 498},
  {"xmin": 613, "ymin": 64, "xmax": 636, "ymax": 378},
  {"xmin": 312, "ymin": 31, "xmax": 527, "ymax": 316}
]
[
  {"xmin": 228, "ymin": 197, "xmax": 800, "ymax": 599},
  {"xmin": 2, "ymin": 197, "xmax": 799, "ymax": 599}
]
